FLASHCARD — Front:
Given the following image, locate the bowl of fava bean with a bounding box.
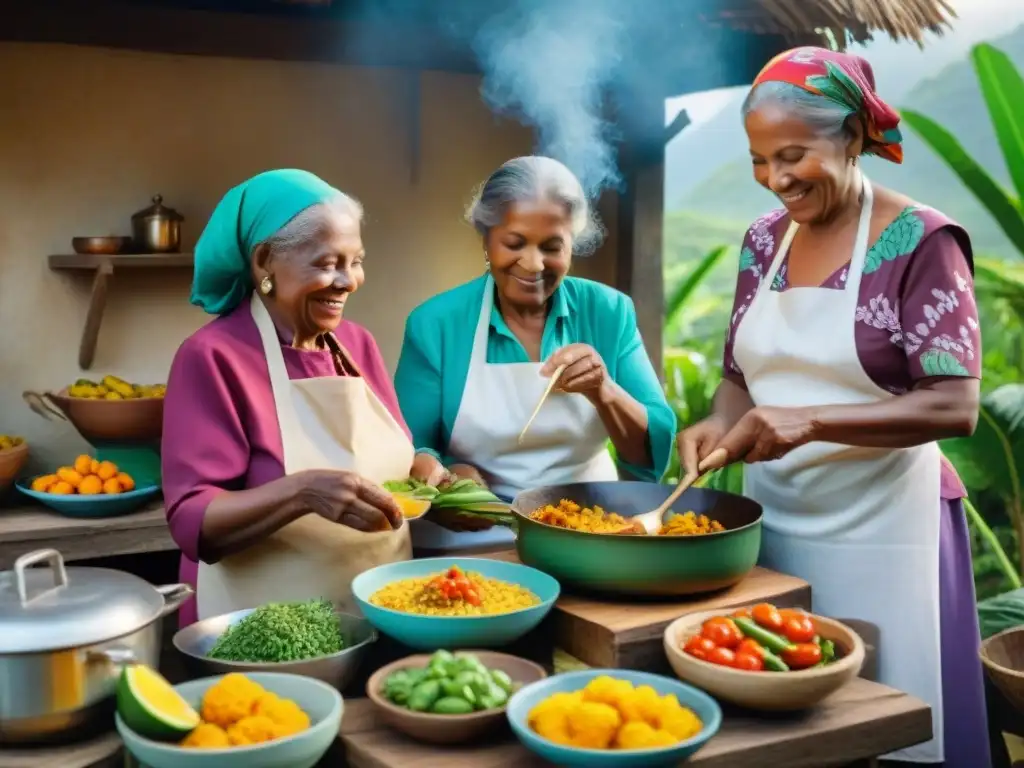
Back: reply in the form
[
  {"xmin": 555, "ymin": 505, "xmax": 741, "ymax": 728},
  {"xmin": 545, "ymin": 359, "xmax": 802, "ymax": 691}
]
[{"xmin": 366, "ymin": 650, "xmax": 547, "ymax": 745}]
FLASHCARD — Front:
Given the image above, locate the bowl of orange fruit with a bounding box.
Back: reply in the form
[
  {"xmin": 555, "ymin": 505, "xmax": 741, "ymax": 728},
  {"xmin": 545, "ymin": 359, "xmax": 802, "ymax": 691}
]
[{"xmin": 17, "ymin": 453, "xmax": 160, "ymax": 518}]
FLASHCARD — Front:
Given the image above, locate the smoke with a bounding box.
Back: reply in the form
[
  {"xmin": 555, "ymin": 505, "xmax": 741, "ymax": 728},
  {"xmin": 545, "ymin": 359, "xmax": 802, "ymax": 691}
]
[{"xmin": 467, "ymin": 0, "xmax": 627, "ymax": 199}]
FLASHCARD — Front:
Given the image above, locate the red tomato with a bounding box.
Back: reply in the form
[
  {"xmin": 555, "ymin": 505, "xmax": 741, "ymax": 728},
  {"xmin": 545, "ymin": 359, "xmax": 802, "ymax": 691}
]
[
  {"xmin": 781, "ymin": 615, "xmax": 816, "ymax": 644},
  {"xmin": 733, "ymin": 652, "xmax": 765, "ymax": 672},
  {"xmin": 707, "ymin": 646, "xmax": 736, "ymax": 667},
  {"xmin": 731, "ymin": 607, "xmax": 753, "ymax": 620},
  {"xmin": 683, "ymin": 635, "xmax": 716, "ymax": 661},
  {"xmin": 700, "ymin": 617, "xmax": 743, "ymax": 649},
  {"xmin": 463, "ymin": 588, "xmax": 481, "ymax": 606},
  {"xmin": 782, "ymin": 642, "xmax": 823, "ymax": 670},
  {"xmin": 751, "ymin": 603, "xmax": 784, "ymax": 631},
  {"xmin": 736, "ymin": 638, "xmax": 764, "ymax": 658}
]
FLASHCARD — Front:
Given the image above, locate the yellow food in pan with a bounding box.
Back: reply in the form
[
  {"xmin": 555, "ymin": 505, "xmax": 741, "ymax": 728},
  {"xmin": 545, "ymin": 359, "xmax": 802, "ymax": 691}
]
[{"xmin": 529, "ymin": 500, "xmax": 724, "ymax": 536}]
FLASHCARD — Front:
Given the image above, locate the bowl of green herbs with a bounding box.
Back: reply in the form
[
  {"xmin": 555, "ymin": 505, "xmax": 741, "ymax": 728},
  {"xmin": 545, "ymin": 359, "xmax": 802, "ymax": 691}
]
[{"xmin": 172, "ymin": 598, "xmax": 376, "ymax": 691}]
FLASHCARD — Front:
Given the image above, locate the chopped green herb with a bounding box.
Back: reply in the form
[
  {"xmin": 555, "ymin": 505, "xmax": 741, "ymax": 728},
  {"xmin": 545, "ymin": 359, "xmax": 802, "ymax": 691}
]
[{"xmin": 207, "ymin": 598, "xmax": 345, "ymax": 663}]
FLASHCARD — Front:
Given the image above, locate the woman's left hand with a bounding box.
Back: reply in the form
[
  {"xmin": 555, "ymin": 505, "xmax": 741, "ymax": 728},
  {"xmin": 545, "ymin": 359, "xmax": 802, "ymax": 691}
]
[
  {"xmin": 699, "ymin": 406, "xmax": 819, "ymax": 471},
  {"xmin": 410, "ymin": 452, "xmax": 451, "ymax": 487},
  {"xmin": 541, "ymin": 344, "xmax": 608, "ymax": 400}
]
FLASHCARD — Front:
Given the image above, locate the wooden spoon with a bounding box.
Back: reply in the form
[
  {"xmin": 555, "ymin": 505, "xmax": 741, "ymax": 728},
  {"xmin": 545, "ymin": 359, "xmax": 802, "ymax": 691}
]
[
  {"xmin": 518, "ymin": 364, "xmax": 567, "ymax": 445},
  {"xmin": 633, "ymin": 447, "xmax": 728, "ymax": 535}
]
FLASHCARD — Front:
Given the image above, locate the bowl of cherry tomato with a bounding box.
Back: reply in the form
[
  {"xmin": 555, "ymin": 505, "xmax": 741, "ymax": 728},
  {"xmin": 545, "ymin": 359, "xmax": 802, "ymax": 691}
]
[{"xmin": 662, "ymin": 603, "xmax": 866, "ymax": 711}]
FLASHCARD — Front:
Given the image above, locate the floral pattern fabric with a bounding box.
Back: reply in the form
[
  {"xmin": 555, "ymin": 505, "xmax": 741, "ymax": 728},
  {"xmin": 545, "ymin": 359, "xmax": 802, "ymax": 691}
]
[{"xmin": 723, "ymin": 205, "xmax": 980, "ymax": 498}]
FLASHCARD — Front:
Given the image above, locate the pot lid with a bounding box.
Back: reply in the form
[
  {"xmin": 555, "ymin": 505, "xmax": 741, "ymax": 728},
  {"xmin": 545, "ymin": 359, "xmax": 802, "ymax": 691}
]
[
  {"xmin": 0, "ymin": 549, "xmax": 166, "ymax": 653},
  {"xmin": 131, "ymin": 194, "xmax": 183, "ymax": 222}
]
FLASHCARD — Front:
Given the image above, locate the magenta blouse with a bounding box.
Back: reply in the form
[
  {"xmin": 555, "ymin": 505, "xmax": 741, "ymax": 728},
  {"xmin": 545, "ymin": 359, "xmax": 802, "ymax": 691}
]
[
  {"xmin": 723, "ymin": 205, "xmax": 981, "ymax": 500},
  {"xmin": 161, "ymin": 302, "xmax": 410, "ymax": 626}
]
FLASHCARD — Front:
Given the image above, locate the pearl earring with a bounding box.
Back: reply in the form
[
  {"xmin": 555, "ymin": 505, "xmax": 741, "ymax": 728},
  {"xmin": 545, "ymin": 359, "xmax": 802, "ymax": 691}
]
[{"xmin": 259, "ymin": 275, "xmax": 273, "ymax": 295}]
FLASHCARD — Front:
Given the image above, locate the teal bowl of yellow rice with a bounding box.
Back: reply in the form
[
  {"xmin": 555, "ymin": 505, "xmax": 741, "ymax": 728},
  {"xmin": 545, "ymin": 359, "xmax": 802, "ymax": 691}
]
[{"xmin": 351, "ymin": 557, "xmax": 559, "ymax": 650}]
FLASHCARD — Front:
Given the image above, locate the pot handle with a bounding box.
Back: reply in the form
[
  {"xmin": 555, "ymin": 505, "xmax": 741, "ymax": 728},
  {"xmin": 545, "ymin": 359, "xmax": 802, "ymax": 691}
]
[
  {"xmin": 22, "ymin": 391, "xmax": 68, "ymax": 423},
  {"xmin": 87, "ymin": 646, "xmax": 137, "ymax": 667},
  {"xmin": 14, "ymin": 548, "xmax": 68, "ymax": 605},
  {"xmin": 156, "ymin": 583, "xmax": 195, "ymax": 617}
]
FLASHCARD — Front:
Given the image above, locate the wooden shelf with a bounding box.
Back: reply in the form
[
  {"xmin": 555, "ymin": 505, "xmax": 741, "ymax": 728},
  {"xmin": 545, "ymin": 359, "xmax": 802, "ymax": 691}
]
[{"xmin": 48, "ymin": 253, "xmax": 194, "ymax": 370}]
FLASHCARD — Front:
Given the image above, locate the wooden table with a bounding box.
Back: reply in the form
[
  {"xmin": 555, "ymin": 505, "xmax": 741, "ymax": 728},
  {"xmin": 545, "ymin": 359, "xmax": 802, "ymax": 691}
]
[
  {"xmin": 0, "ymin": 502, "xmax": 175, "ymax": 568},
  {"xmin": 2, "ymin": 681, "xmax": 930, "ymax": 768},
  {"xmin": 341, "ymin": 682, "xmax": 931, "ymax": 768}
]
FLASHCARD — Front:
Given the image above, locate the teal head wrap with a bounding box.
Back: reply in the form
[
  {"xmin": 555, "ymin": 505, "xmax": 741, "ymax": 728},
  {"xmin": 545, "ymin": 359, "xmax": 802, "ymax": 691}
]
[{"xmin": 190, "ymin": 169, "xmax": 343, "ymax": 315}]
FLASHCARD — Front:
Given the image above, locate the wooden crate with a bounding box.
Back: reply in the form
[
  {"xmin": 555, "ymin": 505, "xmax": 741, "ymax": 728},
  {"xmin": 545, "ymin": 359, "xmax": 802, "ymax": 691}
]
[{"xmin": 486, "ymin": 552, "xmax": 811, "ymax": 672}]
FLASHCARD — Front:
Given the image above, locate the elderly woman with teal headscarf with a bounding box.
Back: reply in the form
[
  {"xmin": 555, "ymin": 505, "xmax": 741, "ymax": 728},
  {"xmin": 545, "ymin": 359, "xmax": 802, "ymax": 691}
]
[{"xmin": 162, "ymin": 169, "xmax": 448, "ymax": 627}]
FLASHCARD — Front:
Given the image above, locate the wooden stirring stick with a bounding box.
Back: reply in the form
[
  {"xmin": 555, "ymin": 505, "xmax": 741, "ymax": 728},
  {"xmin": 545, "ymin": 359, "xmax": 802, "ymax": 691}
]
[
  {"xmin": 634, "ymin": 447, "xmax": 729, "ymax": 534},
  {"xmin": 518, "ymin": 364, "xmax": 567, "ymax": 445}
]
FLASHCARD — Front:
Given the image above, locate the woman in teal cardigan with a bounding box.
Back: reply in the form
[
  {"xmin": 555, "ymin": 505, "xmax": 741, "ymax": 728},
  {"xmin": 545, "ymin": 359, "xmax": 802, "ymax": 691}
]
[{"xmin": 396, "ymin": 156, "xmax": 677, "ymax": 551}]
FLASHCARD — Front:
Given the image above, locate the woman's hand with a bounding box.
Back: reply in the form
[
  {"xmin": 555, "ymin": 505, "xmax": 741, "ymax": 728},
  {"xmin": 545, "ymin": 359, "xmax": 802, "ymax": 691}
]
[
  {"xmin": 294, "ymin": 469, "xmax": 403, "ymax": 532},
  {"xmin": 676, "ymin": 415, "xmax": 729, "ymax": 478},
  {"xmin": 448, "ymin": 463, "xmax": 490, "ymax": 489},
  {"xmin": 699, "ymin": 406, "xmax": 819, "ymax": 471},
  {"xmin": 410, "ymin": 452, "xmax": 451, "ymax": 487},
  {"xmin": 541, "ymin": 344, "xmax": 609, "ymax": 401}
]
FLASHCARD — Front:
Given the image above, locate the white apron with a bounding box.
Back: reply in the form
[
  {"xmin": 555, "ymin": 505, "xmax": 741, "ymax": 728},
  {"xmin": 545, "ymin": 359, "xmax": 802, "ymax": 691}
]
[
  {"xmin": 733, "ymin": 178, "xmax": 943, "ymax": 763},
  {"xmin": 197, "ymin": 294, "xmax": 413, "ymax": 619},
  {"xmin": 411, "ymin": 276, "xmax": 619, "ymax": 550}
]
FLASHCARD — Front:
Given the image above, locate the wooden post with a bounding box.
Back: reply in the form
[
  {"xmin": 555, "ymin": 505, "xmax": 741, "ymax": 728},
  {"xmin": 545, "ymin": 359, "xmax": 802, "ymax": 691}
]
[{"xmin": 615, "ymin": 88, "xmax": 668, "ymax": 379}]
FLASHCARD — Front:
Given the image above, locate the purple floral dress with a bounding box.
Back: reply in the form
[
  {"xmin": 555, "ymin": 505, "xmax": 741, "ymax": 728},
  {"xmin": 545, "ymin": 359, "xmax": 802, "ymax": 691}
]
[{"xmin": 722, "ymin": 205, "xmax": 990, "ymax": 766}]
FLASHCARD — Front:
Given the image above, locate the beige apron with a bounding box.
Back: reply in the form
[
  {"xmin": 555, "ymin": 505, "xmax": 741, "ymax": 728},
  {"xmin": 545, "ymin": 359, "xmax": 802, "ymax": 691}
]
[{"xmin": 196, "ymin": 294, "xmax": 413, "ymax": 619}]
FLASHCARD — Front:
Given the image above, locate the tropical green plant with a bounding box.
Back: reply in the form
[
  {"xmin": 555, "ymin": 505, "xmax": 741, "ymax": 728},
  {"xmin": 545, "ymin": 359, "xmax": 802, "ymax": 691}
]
[
  {"xmin": 902, "ymin": 42, "xmax": 1024, "ymax": 604},
  {"xmin": 901, "ymin": 43, "xmax": 1024, "ymax": 256}
]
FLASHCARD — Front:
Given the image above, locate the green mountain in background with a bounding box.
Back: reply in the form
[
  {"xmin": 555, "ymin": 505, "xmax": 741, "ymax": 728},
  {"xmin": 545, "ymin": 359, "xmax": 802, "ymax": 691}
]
[{"xmin": 666, "ymin": 24, "xmax": 1024, "ymax": 262}]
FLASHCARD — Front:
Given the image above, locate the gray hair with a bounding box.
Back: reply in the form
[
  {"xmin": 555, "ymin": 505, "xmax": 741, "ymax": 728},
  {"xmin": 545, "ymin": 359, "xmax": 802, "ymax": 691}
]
[
  {"xmin": 466, "ymin": 156, "xmax": 604, "ymax": 256},
  {"xmin": 261, "ymin": 194, "xmax": 364, "ymax": 256},
  {"xmin": 742, "ymin": 81, "xmax": 857, "ymax": 145}
]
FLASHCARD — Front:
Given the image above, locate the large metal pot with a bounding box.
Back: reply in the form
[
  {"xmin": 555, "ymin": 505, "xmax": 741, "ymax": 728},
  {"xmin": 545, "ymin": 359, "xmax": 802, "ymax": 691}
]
[
  {"xmin": 130, "ymin": 194, "xmax": 183, "ymax": 253},
  {"xmin": 0, "ymin": 549, "xmax": 193, "ymax": 744}
]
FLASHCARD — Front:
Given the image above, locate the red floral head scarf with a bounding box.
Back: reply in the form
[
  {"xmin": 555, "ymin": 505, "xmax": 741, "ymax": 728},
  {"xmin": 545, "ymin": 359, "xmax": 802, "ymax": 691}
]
[{"xmin": 752, "ymin": 47, "xmax": 904, "ymax": 164}]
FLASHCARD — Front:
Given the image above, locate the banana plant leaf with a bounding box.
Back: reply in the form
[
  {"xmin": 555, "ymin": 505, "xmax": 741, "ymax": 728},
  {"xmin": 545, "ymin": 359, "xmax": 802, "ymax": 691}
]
[
  {"xmin": 900, "ymin": 109, "xmax": 1024, "ymax": 255},
  {"xmin": 972, "ymin": 43, "xmax": 1024, "ymax": 203},
  {"xmin": 941, "ymin": 384, "xmax": 1024, "ymax": 509},
  {"xmin": 978, "ymin": 587, "xmax": 1024, "ymax": 639}
]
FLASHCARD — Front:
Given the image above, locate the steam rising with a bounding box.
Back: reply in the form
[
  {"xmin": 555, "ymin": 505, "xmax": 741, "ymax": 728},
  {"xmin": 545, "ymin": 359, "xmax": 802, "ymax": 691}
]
[{"xmin": 469, "ymin": 0, "xmax": 624, "ymax": 198}]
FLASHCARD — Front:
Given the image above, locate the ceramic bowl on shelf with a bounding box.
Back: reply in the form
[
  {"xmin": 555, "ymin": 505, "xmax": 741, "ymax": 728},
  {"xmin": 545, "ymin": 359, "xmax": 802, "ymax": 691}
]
[
  {"xmin": 0, "ymin": 441, "xmax": 29, "ymax": 496},
  {"xmin": 173, "ymin": 608, "xmax": 377, "ymax": 691},
  {"xmin": 351, "ymin": 557, "xmax": 559, "ymax": 650},
  {"xmin": 663, "ymin": 607, "xmax": 866, "ymax": 711},
  {"xmin": 366, "ymin": 651, "xmax": 547, "ymax": 745},
  {"xmin": 116, "ymin": 672, "xmax": 341, "ymax": 768},
  {"xmin": 72, "ymin": 236, "xmax": 132, "ymax": 255},
  {"xmin": 506, "ymin": 669, "xmax": 721, "ymax": 767},
  {"xmin": 23, "ymin": 389, "xmax": 164, "ymax": 444},
  {"xmin": 981, "ymin": 626, "xmax": 1024, "ymax": 715},
  {"xmin": 16, "ymin": 481, "xmax": 161, "ymax": 518}
]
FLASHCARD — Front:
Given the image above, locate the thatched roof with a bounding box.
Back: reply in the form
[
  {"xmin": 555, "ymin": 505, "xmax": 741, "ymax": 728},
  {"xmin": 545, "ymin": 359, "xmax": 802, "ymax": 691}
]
[
  {"xmin": 716, "ymin": 0, "xmax": 957, "ymax": 46},
  {"xmin": 274, "ymin": 0, "xmax": 958, "ymax": 46}
]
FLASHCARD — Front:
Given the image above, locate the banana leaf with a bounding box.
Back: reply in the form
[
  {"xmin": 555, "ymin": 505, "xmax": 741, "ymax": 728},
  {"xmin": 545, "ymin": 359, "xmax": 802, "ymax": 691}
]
[
  {"xmin": 664, "ymin": 244, "xmax": 732, "ymax": 330},
  {"xmin": 941, "ymin": 384, "xmax": 1024, "ymax": 507},
  {"xmin": 972, "ymin": 43, "xmax": 1024, "ymax": 203},
  {"xmin": 978, "ymin": 587, "xmax": 1024, "ymax": 639},
  {"xmin": 901, "ymin": 109, "xmax": 1024, "ymax": 255}
]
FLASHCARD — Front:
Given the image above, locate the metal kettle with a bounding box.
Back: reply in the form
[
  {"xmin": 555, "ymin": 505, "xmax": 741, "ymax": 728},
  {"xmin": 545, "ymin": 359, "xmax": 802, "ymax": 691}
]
[{"xmin": 131, "ymin": 194, "xmax": 183, "ymax": 253}]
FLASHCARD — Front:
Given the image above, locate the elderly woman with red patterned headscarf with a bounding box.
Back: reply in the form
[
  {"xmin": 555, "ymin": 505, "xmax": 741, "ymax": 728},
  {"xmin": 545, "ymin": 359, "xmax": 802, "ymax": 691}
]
[{"xmin": 677, "ymin": 48, "xmax": 988, "ymax": 765}]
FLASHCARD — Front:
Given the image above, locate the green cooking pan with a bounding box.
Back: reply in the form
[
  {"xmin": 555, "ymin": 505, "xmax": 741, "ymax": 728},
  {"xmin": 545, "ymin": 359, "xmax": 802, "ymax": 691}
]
[{"xmin": 498, "ymin": 481, "xmax": 763, "ymax": 597}]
